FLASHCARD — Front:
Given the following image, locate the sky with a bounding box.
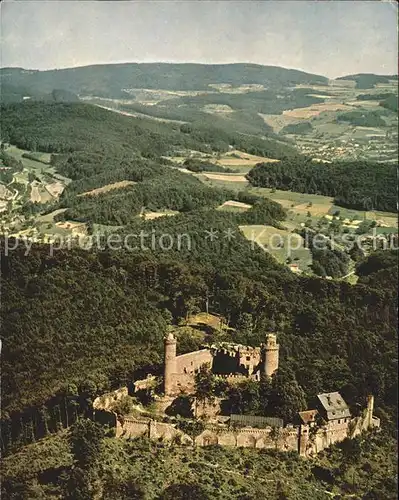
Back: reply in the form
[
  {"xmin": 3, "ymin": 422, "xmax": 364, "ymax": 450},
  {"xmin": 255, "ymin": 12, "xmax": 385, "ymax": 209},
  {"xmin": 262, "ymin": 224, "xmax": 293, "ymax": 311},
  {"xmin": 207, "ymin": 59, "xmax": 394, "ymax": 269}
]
[{"xmin": 0, "ymin": 0, "xmax": 398, "ymax": 79}]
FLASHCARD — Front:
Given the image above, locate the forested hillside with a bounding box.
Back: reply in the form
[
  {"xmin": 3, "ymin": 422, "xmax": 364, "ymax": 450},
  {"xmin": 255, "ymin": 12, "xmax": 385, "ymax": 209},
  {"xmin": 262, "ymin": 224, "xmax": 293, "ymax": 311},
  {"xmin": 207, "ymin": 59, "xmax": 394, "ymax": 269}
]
[
  {"xmin": 336, "ymin": 73, "xmax": 398, "ymax": 88},
  {"xmin": 0, "ymin": 63, "xmax": 328, "ymax": 97},
  {"xmin": 0, "ymin": 102, "xmax": 298, "ymax": 158},
  {"xmin": 1, "ymin": 236, "xmax": 397, "ymax": 454},
  {"xmin": 0, "ymin": 101, "xmax": 301, "ymax": 224},
  {"xmin": 246, "ymin": 158, "xmax": 397, "ymax": 212},
  {"xmin": 145, "ymin": 87, "xmax": 326, "ymax": 115}
]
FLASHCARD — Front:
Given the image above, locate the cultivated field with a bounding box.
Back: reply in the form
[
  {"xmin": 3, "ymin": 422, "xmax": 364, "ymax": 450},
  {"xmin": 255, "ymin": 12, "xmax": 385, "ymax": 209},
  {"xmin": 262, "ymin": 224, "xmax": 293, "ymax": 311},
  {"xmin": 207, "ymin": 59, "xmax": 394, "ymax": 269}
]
[
  {"xmin": 30, "ymin": 184, "xmax": 41, "ymax": 203},
  {"xmin": 282, "ymin": 102, "xmax": 352, "ymax": 119},
  {"xmin": 30, "ymin": 182, "xmax": 54, "ymax": 203}
]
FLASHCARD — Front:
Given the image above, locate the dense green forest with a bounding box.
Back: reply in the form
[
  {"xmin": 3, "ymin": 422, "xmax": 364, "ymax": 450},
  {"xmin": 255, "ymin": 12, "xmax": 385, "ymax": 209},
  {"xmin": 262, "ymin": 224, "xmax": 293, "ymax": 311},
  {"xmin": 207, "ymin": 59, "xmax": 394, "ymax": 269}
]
[
  {"xmin": 336, "ymin": 110, "xmax": 386, "ymax": 128},
  {"xmin": 58, "ymin": 173, "xmax": 232, "ymax": 225},
  {"xmin": 246, "ymin": 158, "xmax": 396, "ymax": 212},
  {"xmin": 151, "ymin": 88, "xmax": 326, "ymax": 116},
  {"xmin": 0, "ymin": 102, "xmax": 299, "ymax": 159},
  {"xmin": 280, "ymin": 122, "xmax": 313, "ymax": 135},
  {"xmin": 336, "ymin": 73, "xmax": 398, "ymax": 89},
  {"xmin": 111, "ymin": 101, "xmax": 277, "ymax": 139},
  {"xmin": 0, "ymin": 63, "xmax": 328, "ymax": 97},
  {"xmin": 0, "ymin": 84, "xmax": 80, "ymax": 104},
  {"xmin": 0, "ymin": 149, "xmax": 24, "ymax": 183},
  {"xmin": 182, "ymin": 158, "xmax": 230, "ymax": 173},
  {"xmin": 380, "ymin": 94, "xmax": 398, "ymax": 113},
  {"xmin": 356, "ymin": 92, "xmax": 396, "ymax": 101}
]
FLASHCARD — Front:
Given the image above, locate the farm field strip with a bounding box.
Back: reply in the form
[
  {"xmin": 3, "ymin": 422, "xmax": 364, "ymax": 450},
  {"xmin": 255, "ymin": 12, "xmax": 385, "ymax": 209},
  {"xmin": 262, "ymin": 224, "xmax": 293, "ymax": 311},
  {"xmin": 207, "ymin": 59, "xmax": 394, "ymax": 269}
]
[
  {"xmin": 202, "ymin": 173, "xmax": 248, "ymax": 182},
  {"xmin": 77, "ymin": 180, "xmax": 137, "ymax": 197}
]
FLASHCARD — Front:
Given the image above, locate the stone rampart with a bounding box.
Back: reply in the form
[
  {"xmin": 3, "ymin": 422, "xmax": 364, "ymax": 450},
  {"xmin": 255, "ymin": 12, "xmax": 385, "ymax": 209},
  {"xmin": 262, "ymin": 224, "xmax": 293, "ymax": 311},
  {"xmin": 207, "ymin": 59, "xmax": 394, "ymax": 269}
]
[
  {"xmin": 93, "ymin": 387, "xmax": 128, "ymax": 411},
  {"xmin": 175, "ymin": 349, "xmax": 213, "ymax": 375}
]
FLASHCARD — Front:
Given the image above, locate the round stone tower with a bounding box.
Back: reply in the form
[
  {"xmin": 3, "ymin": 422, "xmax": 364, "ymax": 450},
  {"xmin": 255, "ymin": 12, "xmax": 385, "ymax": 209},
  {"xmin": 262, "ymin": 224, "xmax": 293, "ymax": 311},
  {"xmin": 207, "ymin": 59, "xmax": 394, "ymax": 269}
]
[
  {"xmin": 164, "ymin": 332, "xmax": 177, "ymax": 396},
  {"xmin": 263, "ymin": 333, "xmax": 279, "ymax": 378}
]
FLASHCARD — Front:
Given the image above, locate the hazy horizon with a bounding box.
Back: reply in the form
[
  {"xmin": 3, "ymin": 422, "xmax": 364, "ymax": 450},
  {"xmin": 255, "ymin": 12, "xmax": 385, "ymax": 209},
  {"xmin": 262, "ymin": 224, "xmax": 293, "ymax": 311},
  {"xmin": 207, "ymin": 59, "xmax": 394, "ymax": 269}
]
[{"xmin": 1, "ymin": 0, "xmax": 398, "ymax": 79}]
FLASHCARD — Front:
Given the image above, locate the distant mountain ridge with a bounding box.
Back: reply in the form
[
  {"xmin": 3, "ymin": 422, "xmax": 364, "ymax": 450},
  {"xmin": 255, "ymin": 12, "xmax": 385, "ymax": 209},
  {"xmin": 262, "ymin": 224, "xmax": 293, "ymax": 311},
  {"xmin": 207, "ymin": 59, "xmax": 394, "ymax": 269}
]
[{"xmin": 0, "ymin": 62, "xmax": 328, "ymax": 98}]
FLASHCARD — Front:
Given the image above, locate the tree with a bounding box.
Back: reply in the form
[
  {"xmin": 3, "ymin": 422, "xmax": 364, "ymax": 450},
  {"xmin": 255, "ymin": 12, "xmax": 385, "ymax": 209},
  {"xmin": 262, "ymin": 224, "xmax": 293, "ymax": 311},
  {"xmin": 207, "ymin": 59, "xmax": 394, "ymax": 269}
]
[
  {"xmin": 159, "ymin": 483, "xmax": 210, "ymax": 500},
  {"xmin": 103, "ymin": 478, "xmax": 145, "ymax": 500},
  {"xmin": 69, "ymin": 418, "xmax": 104, "ymax": 470},
  {"xmin": 194, "ymin": 365, "xmax": 215, "ymax": 406},
  {"xmin": 66, "ymin": 419, "xmax": 105, "ymax": 500},
  {"xmin": 271, "ymin": 368, "xmax": 307, "ymax": 423},
  {"xmin": 65, "ymin": 467, "xmax": 93, "ymax": 500},
  {"xmin": 236, "ymin": 312, "xmax": 254, "ymax": 344}
]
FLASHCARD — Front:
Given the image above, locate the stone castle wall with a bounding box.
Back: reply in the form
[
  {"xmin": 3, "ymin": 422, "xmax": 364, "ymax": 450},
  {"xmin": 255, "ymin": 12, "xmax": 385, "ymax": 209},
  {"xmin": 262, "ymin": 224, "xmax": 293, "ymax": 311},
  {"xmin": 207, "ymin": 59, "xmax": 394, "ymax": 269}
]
[
  {"xmin": 175, "ymin": 349, "xmax": 213, "ymax": 375},
  {"xmin": 165, "ymin": 349, "xmax": 213, "ymax": 395},
  {"xmin": 93, "ymin": 387, "xmax": 128, "ymax": 411},
  {"xmin": 113, "ymin": 409, "xmax": 379, "ymax": 457},
  {"xmin": 114, "ymin": 416, "xmax": 300, "ymax": 452},
  {"xmin": 195, "ymin": 424, "xmax": 299, "ymax": 451}
]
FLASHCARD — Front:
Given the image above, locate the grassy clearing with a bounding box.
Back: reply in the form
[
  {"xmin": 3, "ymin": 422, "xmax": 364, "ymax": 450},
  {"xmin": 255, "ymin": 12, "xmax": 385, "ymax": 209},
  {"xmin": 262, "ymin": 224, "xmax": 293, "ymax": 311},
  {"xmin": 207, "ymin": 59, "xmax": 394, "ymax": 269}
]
[
  {"xmin": 55, "ymin": 221, "xmax": 87, "ymax": 236},
  {"xmin": 217, "ymin": 200, "xmax": 252, "ymax": 213},
  {"xmin": 186, "ymin": 312, "xmax": 225, "ymax": 331},
  {"xmin": 6, "ymin": 145, "xmax": 52, "ymax": 168},
  {"xmin": 6, "ymin": 146, "xmax": 71, "ymax": 184},
  {"xmin": 36, "ymin": 208, "xmax": 68, "ymax": 223},
  {"xmin": 44, "ymin": 182, "xmax": 65, "ymax": 198},
  {"xmin": 199, "ymin": 176, "xmax": 248, "ymax": 191},
  {"xmin": 239, "ymin": 224, "xmax": 312, "ymax": 270},
  {"xmin": 259, "ymin": 113, "xmax": 301, "ymax": 133},
  {"xmin": 92, "ymin": 223, "xmax": 124, "ymax": 235},
  {"xmin": 218, "ymin": 149, "xmax": 279, "ymax": 164},
  {"xmin": 142, "ymin": 210, "xmax": 179, "ymax": 220},
  {"xmin": 251, "ymin": 187, "xmax": 334, "ymax": 211}
]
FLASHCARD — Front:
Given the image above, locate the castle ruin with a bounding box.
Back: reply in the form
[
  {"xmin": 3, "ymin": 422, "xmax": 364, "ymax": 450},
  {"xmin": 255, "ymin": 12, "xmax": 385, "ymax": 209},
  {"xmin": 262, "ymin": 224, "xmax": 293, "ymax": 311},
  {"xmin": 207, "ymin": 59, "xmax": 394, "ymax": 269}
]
[
  {"xmin": 94, "ymin": 331, "xmax": 380, "ymax": 457},
  {"xmin": 163, "ymin": 332, "xmax": 279, "ymax": 396}
]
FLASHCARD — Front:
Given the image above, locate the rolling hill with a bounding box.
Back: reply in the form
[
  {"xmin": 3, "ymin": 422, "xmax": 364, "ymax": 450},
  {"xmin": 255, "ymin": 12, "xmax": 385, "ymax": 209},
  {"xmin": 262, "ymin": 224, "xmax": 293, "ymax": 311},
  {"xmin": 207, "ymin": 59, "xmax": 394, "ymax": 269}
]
[
  {"xmin": 0, "ymin": 63, "xmax": 329, "ymax": 98},
  {"xmin": 336, "ymin": 73, "xmax": 398, "ymax": 89}
]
